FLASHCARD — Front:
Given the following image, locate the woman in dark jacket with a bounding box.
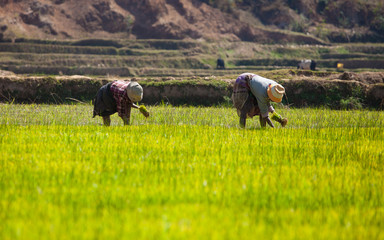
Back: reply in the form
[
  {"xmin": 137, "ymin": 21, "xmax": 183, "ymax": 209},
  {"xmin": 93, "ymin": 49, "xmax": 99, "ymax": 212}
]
[{"xmin": 93, "ymin": 80, "xmax": 149, "ymax": 126}]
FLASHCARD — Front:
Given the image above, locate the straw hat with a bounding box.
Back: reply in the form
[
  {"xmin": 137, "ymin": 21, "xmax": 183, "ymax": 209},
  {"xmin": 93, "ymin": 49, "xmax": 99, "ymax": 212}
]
[
  {"xmin": 267, "ymin": 83, "xmax": 285, "ymax": 103},
  {"xmin": 126, "ymin": 81, "xmax": 143, "ymax": 102}
]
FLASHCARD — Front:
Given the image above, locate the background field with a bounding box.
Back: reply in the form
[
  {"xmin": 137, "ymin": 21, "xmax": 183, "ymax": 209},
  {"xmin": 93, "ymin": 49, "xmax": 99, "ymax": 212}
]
[
  {"xmin": 0, "ymin": 104, "xmax": 383, "ymax": 239},
  {"xmin": 1, "ymin": 40, "xmax": 384, "ymax": 77}
]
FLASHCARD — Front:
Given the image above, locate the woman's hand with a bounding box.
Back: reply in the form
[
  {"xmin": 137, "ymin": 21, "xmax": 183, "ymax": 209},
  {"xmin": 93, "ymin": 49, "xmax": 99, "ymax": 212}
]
[
  {"xmin": 265, "ymin": 116, "xmax": 275, "ymax": 128},
  {"xmin": 260, "ymin": 115, "xmax": 275, "ymax": 128},
  {"xmin": 139, "ymin": 105, "xmax": 150, "ymax": 118}
]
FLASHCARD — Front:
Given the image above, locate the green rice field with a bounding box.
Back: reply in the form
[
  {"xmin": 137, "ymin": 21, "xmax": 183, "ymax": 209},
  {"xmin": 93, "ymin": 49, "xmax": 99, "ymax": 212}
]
[{"xmin": 0, "ymin": 104, "xmax": 383, "ymax": 239}]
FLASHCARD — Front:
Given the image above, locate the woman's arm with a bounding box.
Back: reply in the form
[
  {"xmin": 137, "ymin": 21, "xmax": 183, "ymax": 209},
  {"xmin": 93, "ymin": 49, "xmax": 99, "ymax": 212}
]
[
  {"xmin": 259, "ymin": 115, "xmax": 275, "ymax": 128},
  {"xmin": 131, "ymin": 103, "xmax": 139, "ymax": 109},
  {"xmin": 265, "ymin": 116, "xmax": 275, "ymax": 128},
  {"xmin": 132, "ymin": 103, "xmax": 150, "ymax": 118}
]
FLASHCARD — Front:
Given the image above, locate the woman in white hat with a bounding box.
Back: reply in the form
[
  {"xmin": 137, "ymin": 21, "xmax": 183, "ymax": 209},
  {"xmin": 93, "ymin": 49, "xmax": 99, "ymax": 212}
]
[
  {"xmin": 93, "ymin": 80, "xmax": 149, "ymax": 126},
  {"xmin": 232, "ymin": 73, "xmax": 288, "ymax": 128}
]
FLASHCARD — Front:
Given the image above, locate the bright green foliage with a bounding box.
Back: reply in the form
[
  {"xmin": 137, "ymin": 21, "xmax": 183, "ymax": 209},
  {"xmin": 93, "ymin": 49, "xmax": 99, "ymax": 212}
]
[
  {"xmin": 0, "ymin": 104, "xmax": 383, "ymax": 239},
  {"xmin": 139, "ymin": 105, "xmax": 149, "ymax": 116}
]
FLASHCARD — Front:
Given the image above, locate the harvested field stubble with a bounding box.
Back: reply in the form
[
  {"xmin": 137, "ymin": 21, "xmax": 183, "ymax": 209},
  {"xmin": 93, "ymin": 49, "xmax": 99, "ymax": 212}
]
[{"xmin": 0, "ymin": 104, "xmax": 383, "ymax": 240}]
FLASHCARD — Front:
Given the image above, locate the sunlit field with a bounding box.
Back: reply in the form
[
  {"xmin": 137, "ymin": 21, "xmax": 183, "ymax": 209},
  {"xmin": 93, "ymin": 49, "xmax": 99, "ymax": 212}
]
[{"xmin": 0, "ymin": 104, "xmax": 383, "ymax": 240}]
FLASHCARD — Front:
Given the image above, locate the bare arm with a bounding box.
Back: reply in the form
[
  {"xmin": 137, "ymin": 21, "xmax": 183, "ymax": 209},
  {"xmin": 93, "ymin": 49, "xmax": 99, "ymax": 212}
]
[
  {"xmin": 266, "ymin": 116, "xmax": 275, "ymax": 128},
  {"xmin": 135, "ymin": 103, "xmax": 150, "ymax": 118},
  {"xmin": 260, "ymin": 115, "xmax": 275, "ymax": 128},
  {"xmin": 131, "ymin": 103, "xmax": 139, "ymax": 109}
]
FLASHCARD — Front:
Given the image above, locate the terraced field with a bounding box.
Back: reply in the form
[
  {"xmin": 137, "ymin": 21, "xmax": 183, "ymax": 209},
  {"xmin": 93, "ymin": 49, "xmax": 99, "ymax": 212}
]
[{"xmin": 1, "ymin": 39, "xmax": 384, "ymax": 77}]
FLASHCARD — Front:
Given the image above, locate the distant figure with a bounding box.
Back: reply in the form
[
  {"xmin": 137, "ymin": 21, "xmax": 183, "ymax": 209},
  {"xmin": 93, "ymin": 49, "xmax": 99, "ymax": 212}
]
[
  {"xmin": 216, "ymin": 58, "xmax": 225, "ymax": 69},
  {"xmin": 297, "ymin": 59, "xmax": 316, "ymax": 71},
  {"xmin": 337, "ymin": 62, "xmax": 344, "ymax": 70},
  {"xmin": 310, "ymin": 60, "xmax": 316, "ymax": 70}
]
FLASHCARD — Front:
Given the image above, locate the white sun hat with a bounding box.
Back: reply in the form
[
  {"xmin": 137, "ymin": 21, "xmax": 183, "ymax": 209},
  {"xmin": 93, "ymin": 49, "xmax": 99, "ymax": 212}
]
[
  {"xmin": 126, "ymin": 81, "xmax": 143, "ymax": 102},
  {"xmin": 267, "ymin": 83, "xmax": 285, "ymax": 103}
]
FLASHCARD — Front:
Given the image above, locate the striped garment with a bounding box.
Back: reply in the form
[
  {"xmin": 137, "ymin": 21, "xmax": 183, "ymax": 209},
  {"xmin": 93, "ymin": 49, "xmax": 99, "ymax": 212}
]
[
  {"xmin": 233, "ymin": 73, "xmax": 255, "ymax": 92},
  {"xmin": 110, "ymin": 81, "xmax": 132, "ymax": 117},
  {"xmin": 232, "ymin": 73, "xmax": 255, "ymax": 111}
]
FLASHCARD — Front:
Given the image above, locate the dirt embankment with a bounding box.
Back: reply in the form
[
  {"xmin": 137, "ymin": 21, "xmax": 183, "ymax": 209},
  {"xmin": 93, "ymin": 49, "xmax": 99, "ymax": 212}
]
[
  {"xmin": 0, "ymin": 70, "xmax": 383, "ymax": 109},
  {"xmin": 0, "ymin": 0, "xmax": 325, "ymax": 44},
  {"xmin": 1, "ymin": 0, "xmax": 383, "ymax": 43}
]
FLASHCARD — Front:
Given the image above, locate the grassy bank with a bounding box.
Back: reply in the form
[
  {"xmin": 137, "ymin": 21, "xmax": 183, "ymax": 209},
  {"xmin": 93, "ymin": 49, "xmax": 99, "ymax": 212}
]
[{"xmin": 1, "ymin": 70, "xmax": 383, "ymax": 108}]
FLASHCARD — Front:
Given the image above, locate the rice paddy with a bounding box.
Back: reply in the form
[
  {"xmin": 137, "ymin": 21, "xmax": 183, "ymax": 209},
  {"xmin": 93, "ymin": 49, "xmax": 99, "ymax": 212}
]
[{"xmin": 0, "ymin": 104, "xmax": 383, "ymax": 239}]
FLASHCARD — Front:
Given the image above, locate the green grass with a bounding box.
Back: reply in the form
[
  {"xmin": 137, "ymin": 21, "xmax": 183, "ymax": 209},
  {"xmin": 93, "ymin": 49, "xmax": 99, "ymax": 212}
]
[{"xmin": 0, "ymin": 104, "xmax": 383, "ymax": 239}]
